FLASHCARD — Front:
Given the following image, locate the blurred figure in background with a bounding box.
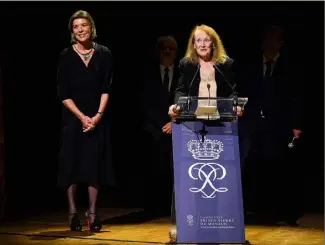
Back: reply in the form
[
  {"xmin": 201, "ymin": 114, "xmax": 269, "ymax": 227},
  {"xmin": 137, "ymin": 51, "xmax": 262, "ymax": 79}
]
[
  {"xmin": 237, "ymin": 25, "xmax": 303, "ymax": 225},
  {"xmin": 141, "ymin": 36, "xmax": 179, "ymax": 218}
]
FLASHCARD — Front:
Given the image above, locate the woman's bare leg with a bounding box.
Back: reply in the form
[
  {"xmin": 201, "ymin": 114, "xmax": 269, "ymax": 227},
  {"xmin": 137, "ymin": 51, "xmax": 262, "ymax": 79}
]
[
  {"xmin": 88, "ymin": 185, "xmax": 99, "ymax": 223},
  {"xmin": 67, "ymin": 184, "xmax": 77, "ymax": 215}
]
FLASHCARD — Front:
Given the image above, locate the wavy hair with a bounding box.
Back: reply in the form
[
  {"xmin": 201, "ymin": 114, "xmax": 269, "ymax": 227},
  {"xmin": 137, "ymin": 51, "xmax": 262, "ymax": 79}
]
[{"xmin": 184, "ymin": 24, "xmax": 228, "ymax": 64}]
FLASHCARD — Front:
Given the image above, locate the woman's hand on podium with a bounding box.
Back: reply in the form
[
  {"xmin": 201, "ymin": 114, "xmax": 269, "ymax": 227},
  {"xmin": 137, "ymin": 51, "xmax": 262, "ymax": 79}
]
[
  {"xmin": 236, "ymin": 106, "xmax": 244, "ymax": 117},
  {"xmin": 168, "ymin": 104, "xmax": 181, "ymax": 118},
  {"xmin": 162, "ymin": 122, "xmax": 172, "ymax": 134}
]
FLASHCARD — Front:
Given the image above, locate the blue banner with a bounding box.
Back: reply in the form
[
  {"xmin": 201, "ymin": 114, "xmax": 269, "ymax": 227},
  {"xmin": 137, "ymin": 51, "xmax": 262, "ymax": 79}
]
[{"xmin": 172, "ymin": 121, "xmax": 245, "ymax": 244}]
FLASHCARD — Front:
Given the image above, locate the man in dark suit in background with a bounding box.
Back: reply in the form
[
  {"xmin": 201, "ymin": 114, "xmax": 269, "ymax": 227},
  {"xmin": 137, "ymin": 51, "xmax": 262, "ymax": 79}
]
[
  {"xmin": 237, "ymin": 25, "xmax": 303, "ymax": 225},
  {"xmin": 141, "ymin": 36, "xmax": 179, "ymax": 217}
]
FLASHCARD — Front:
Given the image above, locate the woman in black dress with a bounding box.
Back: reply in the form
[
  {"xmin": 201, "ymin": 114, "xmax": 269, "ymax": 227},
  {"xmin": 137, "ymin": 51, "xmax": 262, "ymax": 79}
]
[{"xmin": 57, "ymin": 10, "xmax": 115, "ymax": 232}]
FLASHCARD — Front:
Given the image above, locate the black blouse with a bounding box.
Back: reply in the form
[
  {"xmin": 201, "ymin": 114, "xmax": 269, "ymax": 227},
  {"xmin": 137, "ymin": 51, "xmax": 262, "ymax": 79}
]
[{"xmin": 57, "ymin": 43, "xmax": 113, "ymax": 121}]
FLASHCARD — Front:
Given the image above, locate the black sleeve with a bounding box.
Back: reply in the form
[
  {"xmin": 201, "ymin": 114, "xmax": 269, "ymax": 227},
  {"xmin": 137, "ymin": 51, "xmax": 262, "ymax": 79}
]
[
  {"xmin": 57, "ymin": 49, "xmax": 71, "ymax": 101},
  {"xmin": 174, "ymin": 59, "xmax": 187, "ymax": 104},
  {"xmin": 223, "ymin": 57, "xmax": 236, "ymax": 97},
  {"xmin": 101, "ymin": 47, "xmax": 113, "ymax": 94}
]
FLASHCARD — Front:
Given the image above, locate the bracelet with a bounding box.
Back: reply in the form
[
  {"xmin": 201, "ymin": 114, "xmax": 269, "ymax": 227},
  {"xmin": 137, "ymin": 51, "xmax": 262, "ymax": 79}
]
[{"xmin": 97, "ymin": 111, "xmax": 104, "ymax": 115}]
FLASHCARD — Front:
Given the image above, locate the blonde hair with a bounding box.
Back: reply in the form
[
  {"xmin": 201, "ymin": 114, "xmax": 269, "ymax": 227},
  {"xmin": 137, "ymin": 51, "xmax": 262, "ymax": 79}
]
[{"xmin": 184, "ymin": 24, "xmax": 228, "ymax": 64}]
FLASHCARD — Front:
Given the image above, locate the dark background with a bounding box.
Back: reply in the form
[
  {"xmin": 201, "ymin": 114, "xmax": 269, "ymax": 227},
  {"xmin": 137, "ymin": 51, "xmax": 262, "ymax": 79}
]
[{"xmin": 1, "ymin": 1, "xmax": 323, "ymax": 219}]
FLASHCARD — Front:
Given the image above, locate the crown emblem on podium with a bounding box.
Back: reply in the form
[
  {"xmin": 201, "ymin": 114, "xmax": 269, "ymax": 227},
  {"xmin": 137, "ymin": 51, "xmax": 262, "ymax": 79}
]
[{"xmin": 187, "ymin": 137, "xmax": 224, "ymax": 160}]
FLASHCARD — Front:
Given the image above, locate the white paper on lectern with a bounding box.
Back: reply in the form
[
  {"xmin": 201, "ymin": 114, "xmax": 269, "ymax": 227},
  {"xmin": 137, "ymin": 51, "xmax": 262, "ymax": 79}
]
[
  {"xmin": 195, "ymin": 105, "xmax": 216, "ymax": 115},
  {"xmin": 195, "ymin": 105, "xmax": 220, "ymax": 120}
]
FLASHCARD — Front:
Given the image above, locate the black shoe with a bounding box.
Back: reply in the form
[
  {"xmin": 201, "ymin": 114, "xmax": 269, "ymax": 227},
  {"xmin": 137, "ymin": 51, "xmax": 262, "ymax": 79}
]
[
  {"xmin": 68, "ymin": 213, "xmax": 82, "ymax": 231},
  {"xmin": 85, "ymin": 210, "xmax": 102, "ymax": 232}
]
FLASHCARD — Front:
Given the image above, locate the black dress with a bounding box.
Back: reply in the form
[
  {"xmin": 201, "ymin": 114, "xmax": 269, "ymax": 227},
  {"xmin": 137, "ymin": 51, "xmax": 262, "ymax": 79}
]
[{"xmin": 57, "ymin": 43, "xmax": 115, "ymax": 188}]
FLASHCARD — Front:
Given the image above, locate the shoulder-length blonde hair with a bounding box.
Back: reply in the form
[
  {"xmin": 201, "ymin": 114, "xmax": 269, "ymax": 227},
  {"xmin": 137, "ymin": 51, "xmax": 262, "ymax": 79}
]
[{"xmin": 184, "ymin": 24, "xmax": 228, "ymax": 64}]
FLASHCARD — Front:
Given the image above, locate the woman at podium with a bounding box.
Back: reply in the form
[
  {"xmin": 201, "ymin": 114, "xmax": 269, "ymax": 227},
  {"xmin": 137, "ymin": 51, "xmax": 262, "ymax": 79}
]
[
  {"xmin": 168, "ymin": 24, "xmax": 241, "ymax": 117},
  {"xmin": 167, "ymin": 24, "xmax": 245, "ymax": 243}
]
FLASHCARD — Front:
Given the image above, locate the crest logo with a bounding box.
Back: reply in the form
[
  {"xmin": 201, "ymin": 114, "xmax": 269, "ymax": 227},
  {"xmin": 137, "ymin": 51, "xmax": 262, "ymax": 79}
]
[
  {"xmin": 187, "ymin": 137, "xmax": 227, "ymax": 198},
  {"xmin": 187, "ymin": 138, "xmax": 224, "ymax": 160},
  {"xmin": 187, "ymin": 215, "xmax": 194, "ymax": 226},
  {"xmin": 188, "ymin": 162, "xmax": 228, "ymax": 198}
]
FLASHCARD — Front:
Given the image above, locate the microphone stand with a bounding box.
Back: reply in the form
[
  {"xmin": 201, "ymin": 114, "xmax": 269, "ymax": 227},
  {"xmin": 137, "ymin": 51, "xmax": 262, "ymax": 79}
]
[
  {"xmin": 207, "ymin": 84, "xmax": 211, "ymax": 106},
  {"xmin": 207, "ymin": 83, "xmax": 211, "ymax": 120},
  {"xmin": 288, "ymin": 137, "xmax": 296, "ymax": 148},
  {"xmin": 233, "ymin": 92, "xmax": 238, "ymax": 114},
  {"xmin": 199, "ymin": 124, "xmax": 207, "ymax": 142},
  {"xmin": 186, "ymin": 65, "xmax": 200, "ymax": 114},
  {"xmin": 199, "ymin": 84, "xmax": 211, "ymax": 143}
]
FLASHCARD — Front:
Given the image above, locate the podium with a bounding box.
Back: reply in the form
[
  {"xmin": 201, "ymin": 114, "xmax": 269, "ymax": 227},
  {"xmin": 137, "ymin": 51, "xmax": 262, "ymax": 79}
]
[{"xmin": 170, "ymin": 96, "xmax": 248, "ymax": 244}]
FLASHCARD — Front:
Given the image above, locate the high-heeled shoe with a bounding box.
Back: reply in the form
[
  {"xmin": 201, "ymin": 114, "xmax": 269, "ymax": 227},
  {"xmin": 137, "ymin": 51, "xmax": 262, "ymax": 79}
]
[
  {"xmin": 85, "ymin": 210, "xmax": 102, "ymax": 232},
  {"xmin": 68, "ymin": 213, "xmax": 82, "ymax": 231}
]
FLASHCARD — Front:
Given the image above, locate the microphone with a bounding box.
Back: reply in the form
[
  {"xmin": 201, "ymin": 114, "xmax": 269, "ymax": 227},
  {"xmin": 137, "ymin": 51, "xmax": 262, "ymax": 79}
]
[
  {"xmin": 186, "ymin": 64, "xmax": 201, "ymax": 113},
  {"xmin": 288, "ymin": 137, "xmax": 296, "ymax": 148},
  {"xmin": 213, "ymin": 64, "xmax": 238, "ymax": 113},
  {"xmin": 213, "ymin": 64, "xmax": 236, "ymax": 95},
  {"xmin": 207, "ymin": 83, "xmax": 211, "ymax": 106},
  {"xmin": 207, "ymin": 83, "xmax": 211, "ymax": 121}
]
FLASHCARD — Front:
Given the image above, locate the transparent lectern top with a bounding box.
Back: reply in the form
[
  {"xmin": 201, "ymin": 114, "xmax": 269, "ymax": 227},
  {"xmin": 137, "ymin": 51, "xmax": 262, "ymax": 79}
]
[{"xmin": 175, "ymin": 96, "xmax": 248, "ymax": 122}]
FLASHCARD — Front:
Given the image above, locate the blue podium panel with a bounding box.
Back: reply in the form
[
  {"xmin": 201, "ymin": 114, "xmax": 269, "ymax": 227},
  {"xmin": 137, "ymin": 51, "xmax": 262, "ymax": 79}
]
[{"xmin": 172, "ymin": 121, "xmax": 245, "ymax": 244}]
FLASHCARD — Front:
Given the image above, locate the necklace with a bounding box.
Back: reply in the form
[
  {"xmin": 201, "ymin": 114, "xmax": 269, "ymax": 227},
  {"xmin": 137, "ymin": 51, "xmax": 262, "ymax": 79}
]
[{"xmin": 74, "ymin": 45, "xmax": 93, "ymax": 60}]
